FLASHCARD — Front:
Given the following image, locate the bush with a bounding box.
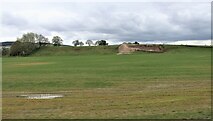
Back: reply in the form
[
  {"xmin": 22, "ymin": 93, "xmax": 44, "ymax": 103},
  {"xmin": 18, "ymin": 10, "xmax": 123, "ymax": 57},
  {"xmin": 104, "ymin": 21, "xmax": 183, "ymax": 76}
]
[
  {"xmin": 133, "ymin": 41, "xmax": 139, "ymax": 45},
  {"xmin": 10, "ymin": 41, "xmax": 39, "ymax": 56},
  {"xmin": 1, "ymin": 47, "xmax": 10, "ymax": 56}
]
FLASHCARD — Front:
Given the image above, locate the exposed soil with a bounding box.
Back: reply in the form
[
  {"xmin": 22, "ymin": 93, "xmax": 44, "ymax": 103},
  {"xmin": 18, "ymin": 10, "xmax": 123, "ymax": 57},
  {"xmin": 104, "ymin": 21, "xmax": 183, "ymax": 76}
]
[{"xmin": 118, "ymin": 44, "xmax": 165, "ymax": 54}]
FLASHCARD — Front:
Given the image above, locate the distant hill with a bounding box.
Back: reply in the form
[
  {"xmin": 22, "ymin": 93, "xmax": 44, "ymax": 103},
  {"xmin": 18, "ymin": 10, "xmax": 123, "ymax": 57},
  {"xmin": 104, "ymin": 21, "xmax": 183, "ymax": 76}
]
[{"xmin": 0, "ymin": 41, "xmax": 15, "ymax": 47}]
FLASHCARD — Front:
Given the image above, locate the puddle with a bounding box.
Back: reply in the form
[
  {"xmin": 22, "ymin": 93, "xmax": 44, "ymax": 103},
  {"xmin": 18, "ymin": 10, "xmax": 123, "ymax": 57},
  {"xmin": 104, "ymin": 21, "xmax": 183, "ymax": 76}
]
[{"xmin": 17, "ymin": 94, "xmax": 63, "ymax": 99}]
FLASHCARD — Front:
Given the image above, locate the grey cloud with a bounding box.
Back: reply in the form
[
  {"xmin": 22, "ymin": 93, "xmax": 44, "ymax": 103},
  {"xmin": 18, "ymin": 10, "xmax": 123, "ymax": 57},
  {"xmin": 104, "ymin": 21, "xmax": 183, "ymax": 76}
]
[
  {"xmin": 1, "ymin": 2, "xmax": 211, "ymax": 44},
  {"xmin": 1, "ymin": 12, "xmax": 29, "ymax": 29}
]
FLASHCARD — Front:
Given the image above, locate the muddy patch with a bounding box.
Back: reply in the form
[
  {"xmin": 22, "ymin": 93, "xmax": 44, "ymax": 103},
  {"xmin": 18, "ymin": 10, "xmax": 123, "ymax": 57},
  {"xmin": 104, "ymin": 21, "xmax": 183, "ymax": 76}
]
[{"xmin": 17, "ymin": 94, "xmax": 63, "ymax": 99}]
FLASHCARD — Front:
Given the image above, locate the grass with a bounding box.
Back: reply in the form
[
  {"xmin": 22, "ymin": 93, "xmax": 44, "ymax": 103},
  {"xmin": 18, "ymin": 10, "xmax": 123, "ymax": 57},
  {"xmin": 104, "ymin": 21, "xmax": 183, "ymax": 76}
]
[
  {"xmin": 31, "ymin": 45, "xmax": 119, "ymax": 56},
  {"xmin": 2, "ymin": 45, "xmax": 211, "ymax": 119}
]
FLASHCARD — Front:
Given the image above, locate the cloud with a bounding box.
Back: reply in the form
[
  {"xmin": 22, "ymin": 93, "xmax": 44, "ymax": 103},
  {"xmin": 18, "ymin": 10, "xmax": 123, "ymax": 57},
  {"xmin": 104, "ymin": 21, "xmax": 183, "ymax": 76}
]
[
  {"xmin": 166, "ymin": 40, "xmax": 211, "ymax": 46},
  {"xmin": 1, "ymin": 12, "xmax": 29, "ymax": 28},
  {"xmin": 0, "ymin": 2, "xmax": 211, "ymax": 45}
]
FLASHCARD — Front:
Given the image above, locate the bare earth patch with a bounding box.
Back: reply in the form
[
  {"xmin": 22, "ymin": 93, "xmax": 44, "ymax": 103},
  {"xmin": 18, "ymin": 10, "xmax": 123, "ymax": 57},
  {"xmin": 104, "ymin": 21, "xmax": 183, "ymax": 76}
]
[{"xmin": 147, "ymin": 84, "xmax": 175, "ymax": 89}]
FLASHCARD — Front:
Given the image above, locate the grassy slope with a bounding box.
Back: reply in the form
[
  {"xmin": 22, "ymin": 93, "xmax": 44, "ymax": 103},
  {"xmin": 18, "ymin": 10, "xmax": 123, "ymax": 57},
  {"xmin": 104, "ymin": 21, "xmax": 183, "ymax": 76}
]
[
  {"xmin": 31, "ymin": 45, "xmax": 119, "ymax": 56},
  {"xmin": 2, "ymin": 45, "xmax": 211, "ymax": 119}
]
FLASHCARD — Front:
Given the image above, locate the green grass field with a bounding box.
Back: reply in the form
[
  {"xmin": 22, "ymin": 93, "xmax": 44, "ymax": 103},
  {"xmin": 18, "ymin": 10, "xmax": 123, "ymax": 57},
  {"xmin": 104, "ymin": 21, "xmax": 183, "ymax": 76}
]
[{"xmin": 2, "ymin": 45, "xmax": 211, "ymax": 119}]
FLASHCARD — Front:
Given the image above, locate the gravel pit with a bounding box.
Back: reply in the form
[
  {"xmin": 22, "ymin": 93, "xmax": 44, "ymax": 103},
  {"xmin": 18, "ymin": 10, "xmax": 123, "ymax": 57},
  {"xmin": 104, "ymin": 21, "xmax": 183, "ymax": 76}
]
[{"xmin": 17, "ymin": 94, "xmax": 63, "ymax": 99}]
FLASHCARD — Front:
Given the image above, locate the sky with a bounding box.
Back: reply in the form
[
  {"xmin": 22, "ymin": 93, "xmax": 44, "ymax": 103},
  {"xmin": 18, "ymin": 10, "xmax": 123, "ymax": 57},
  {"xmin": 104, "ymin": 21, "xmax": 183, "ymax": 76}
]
[{"xmin": 0, "ymin": 0, "xmax": 211, "ymax": 46}]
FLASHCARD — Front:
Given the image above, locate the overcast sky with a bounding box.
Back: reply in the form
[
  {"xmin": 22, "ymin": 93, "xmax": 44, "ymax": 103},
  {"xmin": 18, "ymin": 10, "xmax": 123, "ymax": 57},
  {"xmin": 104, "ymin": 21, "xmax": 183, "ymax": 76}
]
[{"xmin": 0, "ymin": 0, "xmax": 211, "ymax": 45}]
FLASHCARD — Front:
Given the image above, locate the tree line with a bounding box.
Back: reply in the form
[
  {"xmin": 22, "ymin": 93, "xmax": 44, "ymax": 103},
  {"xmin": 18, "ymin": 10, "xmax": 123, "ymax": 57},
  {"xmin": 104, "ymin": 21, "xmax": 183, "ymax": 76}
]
[
  {"xmin": 72, "ymin": 40, "xmax": 108, "ymax": 47},
  {"xmin": 2, "ymin": 32, "xmax": 109, "ymax": 56}
]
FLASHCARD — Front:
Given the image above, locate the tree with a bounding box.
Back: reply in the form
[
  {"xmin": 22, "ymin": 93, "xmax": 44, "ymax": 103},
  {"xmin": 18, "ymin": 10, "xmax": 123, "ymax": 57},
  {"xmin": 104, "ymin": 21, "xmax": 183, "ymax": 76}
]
[
  {"xmin": 86, "ymin": 40, "xmax": 94, "ymax": 46},
  {"xmin": 95, "ymin": 40, "xmax": 108, "ymax": 46},
  {"xmin": 35, "ymin": 34, "xmax": 49, "ymax": 46},
  {"xmin": 52, "ymin": 36, "xmax": 63, "ymax": 46},
  {"xmin": 17, "ymin": 32, "xmax": 49, "ymax": 47},
  {"xmin": 9, "ymin": 32, "xmax": 48, "ymax": 56},
  {"xmin": 17, "ymin": 32, "xmax": 36, "ymax": 43},
  {"xmin": 1, "ymin": 47, "xmax": 10, "ymax": 56},
  {"xmin": 10, "ymin": 41, "xmax": 38, "ymax": 56},
  {"xmin": 95, "ymin": 41, "xmax": 99, "ymax": 46},
  {"xmin": 10, "ymin": 41, "xmax": 22, "ymax": 56},
  {"xmin": 72, "ymin": 40, "xmax": 80, "ymax": 47},
  {"xmin": 133, "ymin": 41, "xmax": 139, "ymax": 45},
  {"xmin": 79, "ymin": 41, "xmax": 84, "ymax": 46}
]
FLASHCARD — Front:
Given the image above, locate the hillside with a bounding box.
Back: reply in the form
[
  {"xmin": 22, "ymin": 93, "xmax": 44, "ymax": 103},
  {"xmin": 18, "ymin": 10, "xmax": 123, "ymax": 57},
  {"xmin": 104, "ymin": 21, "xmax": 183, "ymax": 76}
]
[
  {"xmin": 31, "ymin": 45, "xmax": 211, "ymax": 56},
  {"xmin": 31, "ymin": 45, "xmax": 119, "ymax": 56}
]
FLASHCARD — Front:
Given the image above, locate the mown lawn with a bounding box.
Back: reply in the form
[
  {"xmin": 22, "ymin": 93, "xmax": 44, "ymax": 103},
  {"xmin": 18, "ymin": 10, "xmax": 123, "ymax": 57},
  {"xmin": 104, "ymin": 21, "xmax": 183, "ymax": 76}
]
[{"xmin": 2, "ymin": 45, "xmax": 211, "ymax": 119}]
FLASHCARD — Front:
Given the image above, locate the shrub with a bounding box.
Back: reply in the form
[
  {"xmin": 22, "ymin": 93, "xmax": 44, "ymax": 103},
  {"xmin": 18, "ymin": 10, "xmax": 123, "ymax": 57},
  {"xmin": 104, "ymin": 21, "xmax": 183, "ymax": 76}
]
[
  {"xmin": 1, "ymin": 47, "xmax": 10, "ymax": 56},
  {"xmin": 10, "ymin": 41, "xmax": 39, "ymax": 56}
]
